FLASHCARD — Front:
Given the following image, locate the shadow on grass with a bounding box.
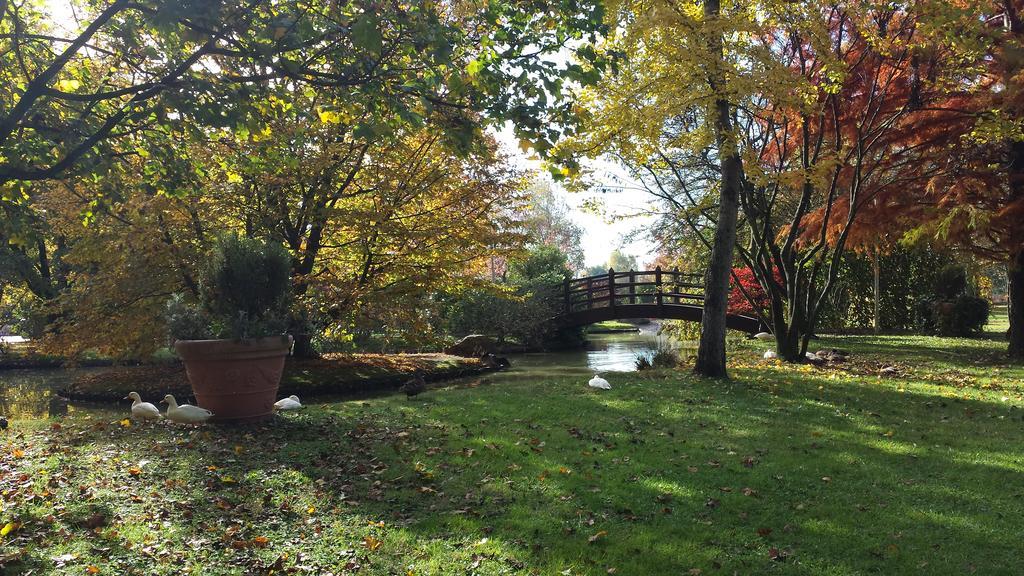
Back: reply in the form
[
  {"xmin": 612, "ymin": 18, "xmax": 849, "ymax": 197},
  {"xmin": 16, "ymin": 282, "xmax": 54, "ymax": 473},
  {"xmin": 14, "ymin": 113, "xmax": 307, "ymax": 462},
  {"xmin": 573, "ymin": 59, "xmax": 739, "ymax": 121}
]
[{"xmin": 4, "ymin": 364, "xmax": 1023, "ymax": 575}]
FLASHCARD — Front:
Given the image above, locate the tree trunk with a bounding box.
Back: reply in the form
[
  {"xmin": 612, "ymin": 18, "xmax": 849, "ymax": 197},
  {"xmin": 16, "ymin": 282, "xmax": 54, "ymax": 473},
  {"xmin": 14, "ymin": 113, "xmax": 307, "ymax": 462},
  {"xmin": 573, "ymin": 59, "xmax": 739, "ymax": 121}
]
[
  {"xmin": 872, "ymin": 246, "xmax": 880, "ymax": 334},
  {"xmin": 694, "ymin": 0, "xmax": 741, "ymax": 378},
  {"xmin": 695, "ymin": 155, "xmax": 740, "ymax": 377},
  {"xmin": 1003, "ymin": 3, "xmax": 1023, "ymax": 360},
  {"xmin": 1009, "ymin": 249, "xmax": 1024, "ymax": 361},
  {"xmin": 773, "ymin": 317, "xmax": 802, "ymax": 362}
]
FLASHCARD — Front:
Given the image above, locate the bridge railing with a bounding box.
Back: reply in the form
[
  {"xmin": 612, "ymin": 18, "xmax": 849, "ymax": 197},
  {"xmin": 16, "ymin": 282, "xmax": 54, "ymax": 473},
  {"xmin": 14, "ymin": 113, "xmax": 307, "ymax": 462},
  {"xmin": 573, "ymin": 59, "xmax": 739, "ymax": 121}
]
[{"xmin": 564, "ymin": 267, "xmax": 705, "ymax": 312}]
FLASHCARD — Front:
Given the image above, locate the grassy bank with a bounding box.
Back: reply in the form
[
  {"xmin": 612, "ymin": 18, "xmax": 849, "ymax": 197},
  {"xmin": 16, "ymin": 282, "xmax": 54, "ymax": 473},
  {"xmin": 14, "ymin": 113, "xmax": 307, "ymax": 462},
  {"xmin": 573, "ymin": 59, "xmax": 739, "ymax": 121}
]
[
  {"xmin": 586, "ymin": 320, "xmax": 641, "ymax": 334},
  {"xmin": 2, "ymin": 329, "xmax": 1022, "ymax": 575},
  {"xmin": 0, "ymin": 341, "xmax": 122, "ymax": 370},
  {"xmin": 60, "ymin": 353, "xmax": 489, "ymax": 402}
]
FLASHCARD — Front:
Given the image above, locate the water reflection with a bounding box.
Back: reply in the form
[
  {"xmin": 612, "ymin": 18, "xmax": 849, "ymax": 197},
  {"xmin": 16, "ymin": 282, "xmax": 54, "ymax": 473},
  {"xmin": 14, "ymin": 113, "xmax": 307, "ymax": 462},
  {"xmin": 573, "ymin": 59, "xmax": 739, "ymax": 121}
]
[
  {"xmin": 0, "ymin": 368, "xmax": 107, "ymax": 419},
  {"xmin": 506, "ymin": 328, "xmax": 686, "ymax": 376}
]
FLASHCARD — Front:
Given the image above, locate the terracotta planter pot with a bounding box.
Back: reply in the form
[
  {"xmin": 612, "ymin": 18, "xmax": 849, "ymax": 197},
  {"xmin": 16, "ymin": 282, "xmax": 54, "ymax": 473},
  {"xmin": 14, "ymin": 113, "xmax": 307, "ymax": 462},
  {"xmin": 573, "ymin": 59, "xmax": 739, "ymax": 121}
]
[{"xmin": 174, "ymin": 335, "xmax": 293, "ymax": 422}]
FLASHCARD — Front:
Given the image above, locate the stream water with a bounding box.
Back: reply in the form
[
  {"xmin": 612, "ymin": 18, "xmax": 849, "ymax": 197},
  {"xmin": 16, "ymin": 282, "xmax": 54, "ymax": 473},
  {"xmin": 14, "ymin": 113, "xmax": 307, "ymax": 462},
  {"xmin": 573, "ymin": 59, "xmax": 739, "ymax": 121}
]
[{"xmin": 0, "ymin": 325, "xmax": 682, "ymax": 420}]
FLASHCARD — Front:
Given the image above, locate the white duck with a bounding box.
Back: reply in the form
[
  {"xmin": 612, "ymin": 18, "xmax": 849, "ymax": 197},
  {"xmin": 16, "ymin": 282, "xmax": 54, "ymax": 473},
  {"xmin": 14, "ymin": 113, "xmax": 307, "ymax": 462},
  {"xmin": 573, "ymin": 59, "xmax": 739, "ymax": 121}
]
[
  {"xmin": 274, "ymin": 395, "xmax": 302, "ymax": 410},
  {"xmin": 753, "ymin": 331, "xmax": 773, "ymax": 340},
  {"xmin": 588, "ymin": 374, "xmax": 611, "ymax": 390},
  {"xmin": 124, "ymin": 392, "xmax": 162, "ymax": 421},
  {"xmin": 763, "ymin": 349, "xmax": 778, "ymax": 360},
  {"xmin": 161, "ymin": 394, "xmax": 213, "ymax": 424}
]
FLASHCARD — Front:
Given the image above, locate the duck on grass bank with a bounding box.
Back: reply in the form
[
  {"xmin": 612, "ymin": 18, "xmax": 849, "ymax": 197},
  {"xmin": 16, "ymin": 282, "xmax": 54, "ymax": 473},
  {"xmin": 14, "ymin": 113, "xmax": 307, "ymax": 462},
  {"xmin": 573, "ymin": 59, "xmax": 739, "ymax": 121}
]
[
  {"xmin": 274, "ymin": 395, "xmax": 302, "ymax": 410},
  {"xmin": 125, "ymin": 392, "xmax": 162, "ymax": 421},
  {"xmin": 400, "ymin": 373, "xmax": 427, "ymax": 399},
  {"xmin": 588, "ymin": 374, "xmax": 611, "ymax": 390},
  {"xmin": 161, "ymin": 394, "xmax": 213, "ymax": 424}
]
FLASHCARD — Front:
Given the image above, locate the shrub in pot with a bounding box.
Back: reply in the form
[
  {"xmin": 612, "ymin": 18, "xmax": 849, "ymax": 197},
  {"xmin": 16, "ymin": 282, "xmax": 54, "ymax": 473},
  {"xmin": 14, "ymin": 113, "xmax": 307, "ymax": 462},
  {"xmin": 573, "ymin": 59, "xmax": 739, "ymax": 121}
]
[{"xmin": 167, "ymin": 235, "xmax": 293, "ymax": 422}]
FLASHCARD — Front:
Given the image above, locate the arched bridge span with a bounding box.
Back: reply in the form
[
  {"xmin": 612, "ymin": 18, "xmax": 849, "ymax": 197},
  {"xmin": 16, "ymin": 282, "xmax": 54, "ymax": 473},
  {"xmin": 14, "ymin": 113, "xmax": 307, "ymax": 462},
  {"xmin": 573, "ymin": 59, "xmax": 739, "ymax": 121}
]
[{"xmin": 560, "ymin": 267, "xmax": 763, "ymax": 334}]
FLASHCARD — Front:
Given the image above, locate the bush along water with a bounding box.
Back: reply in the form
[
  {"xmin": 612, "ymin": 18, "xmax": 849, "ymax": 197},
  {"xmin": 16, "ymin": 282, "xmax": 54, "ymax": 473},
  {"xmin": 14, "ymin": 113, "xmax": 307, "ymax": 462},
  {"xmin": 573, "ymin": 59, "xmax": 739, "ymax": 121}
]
[
  {"xmin": 446, "ymin": 246, "xmax": 584, "ymax": 351},
  {"xmin": 635, "ymin": 342, "xmax": 683, "ymax": 370}
]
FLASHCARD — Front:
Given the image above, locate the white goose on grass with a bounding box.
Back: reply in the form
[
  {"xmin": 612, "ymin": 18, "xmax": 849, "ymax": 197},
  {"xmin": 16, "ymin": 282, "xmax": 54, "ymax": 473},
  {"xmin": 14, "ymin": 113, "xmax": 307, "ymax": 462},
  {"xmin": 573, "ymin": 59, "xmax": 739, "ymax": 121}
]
[
  {"xmin": 124, "ymin": 391, "xmax": 162, "ymax": 421},
  {"xmin": 274, "ymin": 395, "xmax": 303, "ymax": 410},
  {"xmin": 763, "ymin": 350, "xmax": 778, "ymax": 360},
  {"xmin": 161, "ymin": 394, "xmax": 213, "ymax": 424},
  {"xmin": 588, "ymin": 374, "xmax": 611, "ymax": 390},
  {"xmin": 753, "ymin": 332, "xmax": 773, "ymax": 340}
]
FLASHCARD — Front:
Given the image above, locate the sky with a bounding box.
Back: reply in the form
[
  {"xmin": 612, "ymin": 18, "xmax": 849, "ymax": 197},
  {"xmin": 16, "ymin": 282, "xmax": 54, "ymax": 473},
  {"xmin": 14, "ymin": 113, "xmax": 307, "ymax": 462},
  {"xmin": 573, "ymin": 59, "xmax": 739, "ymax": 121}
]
[{"xmin": 493, "ymin": 126, "xmax": 658, "ymax": 269}]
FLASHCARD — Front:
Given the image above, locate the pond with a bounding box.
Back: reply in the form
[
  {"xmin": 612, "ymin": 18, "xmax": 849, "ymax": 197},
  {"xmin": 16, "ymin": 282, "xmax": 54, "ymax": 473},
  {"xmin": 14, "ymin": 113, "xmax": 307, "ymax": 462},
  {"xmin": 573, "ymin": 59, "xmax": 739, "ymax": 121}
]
[
  {"xmin": 504, "ymin": 323, "xmax": 685, "ymax": 377},
  {"xmin": 0, "ymin": 367, "xmax": 111, "ymax": 420},
  {"xmin": 0, "ymin": 326, "xmax": 684, "ymax": 420}
]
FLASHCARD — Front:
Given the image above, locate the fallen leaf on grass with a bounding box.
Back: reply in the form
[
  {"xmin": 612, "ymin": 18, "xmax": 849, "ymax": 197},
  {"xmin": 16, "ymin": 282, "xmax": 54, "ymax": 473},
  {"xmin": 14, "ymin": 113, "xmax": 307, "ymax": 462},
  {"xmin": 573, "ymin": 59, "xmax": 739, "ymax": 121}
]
[
  {"xmin": 363, "ymin": 535, "xmax": 382, "ymax": 551},
  {"xmin": 1, "ymin": 521, "xmax": 21, "ymax": 537},
  {"xmin": 83, "ymin": 513, "xmax": 107, "ymax": 529},
  {"xmin": 588, "ymin": 530, "xmax": 608, "ymax": 543}
]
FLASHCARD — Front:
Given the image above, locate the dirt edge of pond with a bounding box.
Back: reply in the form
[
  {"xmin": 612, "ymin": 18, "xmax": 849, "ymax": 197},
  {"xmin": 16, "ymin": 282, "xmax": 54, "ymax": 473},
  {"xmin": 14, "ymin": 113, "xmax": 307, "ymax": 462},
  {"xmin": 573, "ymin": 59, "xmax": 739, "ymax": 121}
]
[{"xmin": 60, "ymin": 353, "xmax": 496, "ymax": 403}]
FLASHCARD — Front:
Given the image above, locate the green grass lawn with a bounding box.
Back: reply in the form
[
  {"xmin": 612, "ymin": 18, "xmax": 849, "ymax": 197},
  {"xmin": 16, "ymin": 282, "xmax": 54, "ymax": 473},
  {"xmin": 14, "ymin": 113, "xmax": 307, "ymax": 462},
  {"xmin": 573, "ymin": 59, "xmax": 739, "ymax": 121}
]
[{"xmin": 2, "ymin": 329, "xmax": 1023, "ymax": 575}]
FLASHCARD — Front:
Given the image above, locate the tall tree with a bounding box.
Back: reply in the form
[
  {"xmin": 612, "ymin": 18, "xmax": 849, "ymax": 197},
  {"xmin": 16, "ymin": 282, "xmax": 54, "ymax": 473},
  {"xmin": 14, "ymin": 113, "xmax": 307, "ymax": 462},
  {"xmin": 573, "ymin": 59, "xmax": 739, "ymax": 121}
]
[
  {"xmin": 734, "ymin": 5, "xmax": 957, "ymax": 359},
  {"xmin": 1, "ymin": 0, "xmax": 608, "ymax": 289},
  {"xmin": 1, "ymin": 0, "xmax": 610, "ymax": 347},
  {"xmin": 520, "ymin": 180, "xmax": 585, "ymax": 273},
  {"xmin": 694, "ymin": 0, "xmax": 743, "ymax": 377},
  {"xmin": 897, "ymin": 0, "xmax": 1024, "ymax": 359},
  {"xmin": 559, "ymin": 0, "xmax": 963, "ymax": 363},
  {"xmin": 556, "ymin": 0, "xmax": 762, "ymax": 377},
  {"xmin": 847, "ymin": 1, "xmax": 1024, "ymax": 359},
  {"xmin": 0, "ymin": 0, "xmax": 607, "ymax": 186}
]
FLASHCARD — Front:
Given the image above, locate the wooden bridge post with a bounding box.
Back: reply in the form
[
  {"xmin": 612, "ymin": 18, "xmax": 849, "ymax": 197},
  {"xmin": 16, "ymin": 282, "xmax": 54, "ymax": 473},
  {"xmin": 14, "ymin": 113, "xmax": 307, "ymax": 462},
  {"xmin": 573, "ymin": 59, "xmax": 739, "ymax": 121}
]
[
  {"xmin": 673, "ymin": 267, "xmax": 680, "ymax": 304},
  {"xmin": 586, "ymin": 276, "xmax": 593, "ymax": 310},
  {"xmin": 655, "ymin": 266, "xmax": 663, "ymax": 308},
  {"xmin": 607, "ymin": 268, "xmax": 616, "ymax": 310},
  {"xmin": 564, "ymin": 278, "xmax": 571, "ymax": 312},
  {"xmin": 628, "ymin": 269, "xmax": 636, "ymax": 304}
]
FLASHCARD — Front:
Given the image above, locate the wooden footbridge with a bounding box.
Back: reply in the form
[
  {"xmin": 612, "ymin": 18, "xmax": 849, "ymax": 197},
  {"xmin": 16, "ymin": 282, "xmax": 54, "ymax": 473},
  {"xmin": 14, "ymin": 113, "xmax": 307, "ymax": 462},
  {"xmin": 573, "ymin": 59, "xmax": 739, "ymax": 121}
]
[{"xmin": 560, "ymin": 267, "xmax": 763, "ymax": 333}]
